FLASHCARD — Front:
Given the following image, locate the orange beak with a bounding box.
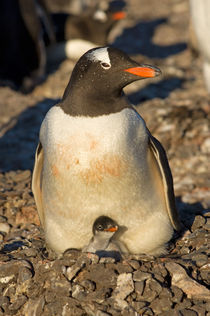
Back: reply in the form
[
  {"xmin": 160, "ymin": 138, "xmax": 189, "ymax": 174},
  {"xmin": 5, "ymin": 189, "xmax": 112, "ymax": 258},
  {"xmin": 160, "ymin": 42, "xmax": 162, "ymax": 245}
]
[
  {"xmin": 124, "ymin": 66, "xmax": 161, "ymax": 78},
  {"xmin": 104, "ymin": 226, "xmax": 118, "ymax": 232},
  {"xmin": 112, "ymin": 11, "xmax": 126, "ymax": 21}
]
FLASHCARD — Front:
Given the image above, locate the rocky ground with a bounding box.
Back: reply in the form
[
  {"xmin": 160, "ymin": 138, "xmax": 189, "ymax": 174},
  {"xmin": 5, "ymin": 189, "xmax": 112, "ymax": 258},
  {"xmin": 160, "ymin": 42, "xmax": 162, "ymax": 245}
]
[{"xmin": 0, "ymin": 0, "xmax": 210, "ymax": 315}]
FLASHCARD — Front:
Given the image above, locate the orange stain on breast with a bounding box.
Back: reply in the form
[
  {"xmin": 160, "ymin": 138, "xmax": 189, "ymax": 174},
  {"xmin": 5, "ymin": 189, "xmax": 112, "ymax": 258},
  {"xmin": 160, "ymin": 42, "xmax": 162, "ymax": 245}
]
[
  {"xmin": 80, "ymin": 154, "xmax": 125, "ymax": 184},
  {"xmin": 51, "ymin": 164, "xmax": 59, "ymax": 177}
]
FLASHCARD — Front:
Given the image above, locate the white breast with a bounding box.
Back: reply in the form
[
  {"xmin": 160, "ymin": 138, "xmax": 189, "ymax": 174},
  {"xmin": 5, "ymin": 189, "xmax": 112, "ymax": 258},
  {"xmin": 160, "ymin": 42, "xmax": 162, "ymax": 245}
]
[{"xmin": 39, "ymin": 106, "xmax": 171, "ymax": 254}]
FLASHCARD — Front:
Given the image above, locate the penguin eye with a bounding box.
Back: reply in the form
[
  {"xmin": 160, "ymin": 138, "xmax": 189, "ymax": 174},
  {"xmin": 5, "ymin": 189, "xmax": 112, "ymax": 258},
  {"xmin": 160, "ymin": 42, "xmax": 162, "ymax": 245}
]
[
  {"xmin": 100, "ymin": 62, "xmax": 111, "ymax": 70},
  {"xmin": 97, "ymin": 225, "xmax": 103, "ymax": 231}
]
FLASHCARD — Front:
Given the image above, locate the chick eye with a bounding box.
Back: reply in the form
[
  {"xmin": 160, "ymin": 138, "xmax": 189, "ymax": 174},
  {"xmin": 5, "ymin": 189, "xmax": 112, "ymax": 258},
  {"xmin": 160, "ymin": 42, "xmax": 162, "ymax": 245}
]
[
  {"xmin": 97, "ymin": 225, "xmax": 103, "ymax": 231},
  {"xmin": 101, "ymin": 62, "xmax": 111, "ymax": 70}
]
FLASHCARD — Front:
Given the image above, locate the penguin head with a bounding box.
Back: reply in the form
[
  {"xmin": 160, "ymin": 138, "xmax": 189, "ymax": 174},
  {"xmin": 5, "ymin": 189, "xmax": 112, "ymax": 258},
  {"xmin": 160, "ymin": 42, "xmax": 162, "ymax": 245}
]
[
  {"xmin": 65, "ymin": 46, "xmax": 160, "ymax": 93},
  {"xmin": 93, "ymin": 215, "xmax": 118, "ymax": 238},
  {"xmin": 62, "ymin": 46, "xmax": 161, "ymax": 116}
]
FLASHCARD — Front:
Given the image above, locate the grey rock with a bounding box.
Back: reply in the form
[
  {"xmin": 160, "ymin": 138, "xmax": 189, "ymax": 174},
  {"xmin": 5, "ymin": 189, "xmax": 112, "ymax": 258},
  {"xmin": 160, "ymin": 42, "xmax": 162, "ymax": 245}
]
[
  {"xmin": 133, "ymin": 271, "xmax": 152, "ymax": 282},
  {"xmin": 191, "ymin": 253, "xmax": 208, "ymax": 267},
  {"xmin": 191, "ymin": 215, "xmax": 206, "ymax": 232},
  {"xmin": 139, "ymin": 306, "xmax": 154, "ymax": 315},
  {"xmin": 18, "ymin": 267, "xmax": 33, "ymax": 283},
  {"xmin": 0, "ymin": 222, "xmax": 10, "ymax": 234},
  {"xmin": 150, "ymin": 296, "xmax": 173, "ymax": 314},
  {"xmin": 71, "ymin": 284, "xmax": 86, "ymax": 300},
  {"xmin": 128, "ymin": 260, "xmax": 141, "ymax": 270},
  {"xmin": 171, "ymin": 285, "xmax": 184, "ymax": 303},
  {"xmin": 23, "ymin": 296, "xmax": 45, "ymax": 316},
  {"xmin": 22, "ymin": 247, "xmax": 38, "ymax": 257},
  {"xmin": 179, "ymin": 309, "xmax": 198, "ymax": 316},
  {"xmin": 131, "ymin": 300, "xmax": 147, "ymax": 311},
  {"xmin": 99, "ymin": 257, "xmax": 116, "ymax": 264},
  {"xmin": 63, "ymin": 260, "xmax": 86, "ymax": 281},
  {"xmin": 8, "ymin": 295, "xmax": 27, "ymax": 311},
  {"xmin": 148, "ymin": 278, "xmax": 162, "ymax": 295},
  {"xmin": 190, "ymin": 305, "xmax": 206, "ymax": 316},
  {"xmin": 80, "ymin": 279, "xmax": 96, "ymax": 292},
  {"xmin": 0, "ymin": 296, "xmax": 10, "ymax": 314},
  {"xmin": 165, "ymin": 262, "xmax": 210, "ymax": 300},
  {"xmin": 112, "ymin": 273, "xmax": 134, "ymax": 309},
  {"xmin": 134, "ymin": 281, "xmax": 144, "ymax": 296}
]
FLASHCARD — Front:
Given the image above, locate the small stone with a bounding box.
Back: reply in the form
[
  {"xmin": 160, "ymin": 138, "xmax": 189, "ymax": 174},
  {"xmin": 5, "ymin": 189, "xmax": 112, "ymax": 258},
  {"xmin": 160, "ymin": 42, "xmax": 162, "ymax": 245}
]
[
  {"xmin": 134, "ymin": 281, "xmax": 144, "ymax": 296},
  {"xmin": 171, "ymin": 285, "xmax": 184, "ymax": 303},
  {"xmin": 150, "ymin": 296, "xmax": 173, "ymax": 314},
  {"xmin": 191, "ymin": 253, "xmax": 208, "ymax": 267},
  {"xmin": 80, "ymin": 279, "xmax": 96, "ymax": 292},
  {"xmin": 63, "ymin": 255, "xmax": 87, "ymax": 281},
  {"xmin": 191, "ymin": 215, "xmax": 206, "ymax": 232},
  {"xmin": 15, "ymin": 206, "xmax": 40, "ymax": 226},
  {"xmin": 121, "ymin": 306, "xmax": 138, "ymax": 316},
  {"xmin": 180, "ymin": 309, "xmax": 198, "ymax": 316},
  {"xmin": 18, "ymin": 267, "xmax": 33, "ymax": 283},
  {"xmin": 139, "ymin": 306, "xmax": 154, "ymax": 315},
  {"xmin": 71, "ymin": 284, "xmax": 86, "ymax": 300},
  {"xmin": 131, "ymin": 301, "xmax": 147, "ymax": 311},
  {"xmin": 190, "ymin": 305, "xmax": 206, "ymax": 316},
  {"xmin": 99, "ymin": 257, "xmax": 116, "ymax": 264},
  {"xmin": 0, "ymin": 222, "xmax": 10, "ymax": 234},
  {"xmin": 148, "ymin": 279, "xmax": 162, "ymax": 295},
  {"xmin": 133, "ymin": 271, "xmax": 152, "ymax": 282},
  {"xmin": 23, "ymin": 297, "xmax": 45, "ymax": 316},
  {"xmin": 112, "ymin": 273, "xmax": 134, "ymax": 309},
  {"xmin": 165, "ymin": 262, "xmax": 210, "ymax": 300},
  {"xmin": 96, "ymin": 311, "xmax": 111, "ymax": 316},
  {"xmin": 87, "ymin": 253, "xmax": 99, "ymax": 264},
  {"xmin": 0, "ymin": 296, "xmax": 10, "ymax": 312},
  {"xmin": 128, "ymin": 260, "xmax": 141, "ymax": 270},
  {"xmin": 9, "ymin": 295, "xmax": 27, "ymax": 311},
  {"xmin": 22, "ymin": 247, "xmax": 38, "ymax": 257},
  {"xmin": 140, "ymin": 280, "xmax": 158, "ymax": 302}
]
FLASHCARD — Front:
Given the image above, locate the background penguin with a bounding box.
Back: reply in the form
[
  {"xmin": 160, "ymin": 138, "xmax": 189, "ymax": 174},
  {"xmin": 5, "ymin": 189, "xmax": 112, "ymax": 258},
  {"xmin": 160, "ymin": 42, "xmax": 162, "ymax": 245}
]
[
  {"xmin": 47, "ymin": 0, "xmax": 126, "ymax": 61},
  {"xmin": 32, "ymin": 46, "xmax": 180, "ymax": 256},
  {"xmin": 189, "ymin": 0, "xmax": 210, "ymax": 92}
]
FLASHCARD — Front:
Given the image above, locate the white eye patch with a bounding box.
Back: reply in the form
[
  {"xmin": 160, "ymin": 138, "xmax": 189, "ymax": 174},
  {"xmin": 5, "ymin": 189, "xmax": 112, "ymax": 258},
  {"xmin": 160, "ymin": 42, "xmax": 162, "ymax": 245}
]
[
  {"xmin": 86, "ymin": 47, "xmax": 111, "ymax": 69},
  {"xmin": 93, "ymin": 10, "xmax": 107, "ymax": 22}
]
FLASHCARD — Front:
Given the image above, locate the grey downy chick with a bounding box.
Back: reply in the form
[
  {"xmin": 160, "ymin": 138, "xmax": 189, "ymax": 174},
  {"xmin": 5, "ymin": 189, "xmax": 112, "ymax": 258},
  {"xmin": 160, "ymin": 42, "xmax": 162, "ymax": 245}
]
[{"xmin": 82, "ymin": 215, "xmax": 120, "ymax": 254}]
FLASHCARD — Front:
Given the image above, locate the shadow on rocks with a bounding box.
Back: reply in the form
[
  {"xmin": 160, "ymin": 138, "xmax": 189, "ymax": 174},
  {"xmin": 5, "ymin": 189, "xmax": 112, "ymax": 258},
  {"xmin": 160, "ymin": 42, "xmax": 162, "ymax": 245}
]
[
  {"xmin": 0, "ymin": 98, "xmax": 58, "ymax": 172},
  {"xmin": 112, "ymin": 18, "xmax": 187, "ymax": 58},
  {"xmin": 176, "ymin": 196, "xmax": 205, "ymax": 231},
  {"xmin": 128, "ymin": 77, "xmax": 184, "ymax": 105}
]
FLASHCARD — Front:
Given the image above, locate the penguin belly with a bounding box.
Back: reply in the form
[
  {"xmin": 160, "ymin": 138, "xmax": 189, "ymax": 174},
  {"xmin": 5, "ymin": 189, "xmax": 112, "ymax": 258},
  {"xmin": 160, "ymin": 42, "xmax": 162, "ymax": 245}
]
[{"xmin": 40, "ymin": 106, "xmax": 172, "ymax": 254}]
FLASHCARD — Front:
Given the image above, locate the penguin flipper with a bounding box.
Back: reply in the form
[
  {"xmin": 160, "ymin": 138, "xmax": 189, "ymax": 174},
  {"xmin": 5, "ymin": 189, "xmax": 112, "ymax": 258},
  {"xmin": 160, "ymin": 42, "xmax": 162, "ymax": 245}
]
[
  {"xmin": 148, "ymin": 134, "xmax": 180, "ymax": 231},
  {"xmin": 32, "ymin": 142, "xmax": 45, "ymax": 226}
]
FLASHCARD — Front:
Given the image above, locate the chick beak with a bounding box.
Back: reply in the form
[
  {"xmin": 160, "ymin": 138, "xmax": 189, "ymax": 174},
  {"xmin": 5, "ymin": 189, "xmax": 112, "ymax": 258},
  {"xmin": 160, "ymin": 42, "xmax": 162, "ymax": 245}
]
[
  {"xmin": 124, "ymin": 65, "xmax": 161, "ymax": 78},
  {"xmin": 104, "ymin": 226, "xmax": 118, "ymax": 232},
  {"xmin": 112, "ymin": 11, "xmax": 126, "ymax": 20}
]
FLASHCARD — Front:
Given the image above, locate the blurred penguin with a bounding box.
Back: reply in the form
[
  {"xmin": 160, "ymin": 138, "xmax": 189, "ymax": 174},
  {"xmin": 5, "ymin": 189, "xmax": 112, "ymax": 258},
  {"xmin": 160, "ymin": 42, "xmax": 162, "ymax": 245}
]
[{"xmin": 190, "ymin": 0, "xmax": 210, "ymax": 92}]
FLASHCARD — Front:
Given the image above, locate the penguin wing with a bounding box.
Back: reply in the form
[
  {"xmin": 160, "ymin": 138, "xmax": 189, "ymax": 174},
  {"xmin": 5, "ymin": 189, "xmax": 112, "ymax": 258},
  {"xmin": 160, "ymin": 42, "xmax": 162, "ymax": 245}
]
[
  {"xmin": 32, "ymin": 142, "xmax": 45, "ymax": 226},
  {"xmin": 148, "ymin": 133, "xmax": 180, "ymax": 231}
]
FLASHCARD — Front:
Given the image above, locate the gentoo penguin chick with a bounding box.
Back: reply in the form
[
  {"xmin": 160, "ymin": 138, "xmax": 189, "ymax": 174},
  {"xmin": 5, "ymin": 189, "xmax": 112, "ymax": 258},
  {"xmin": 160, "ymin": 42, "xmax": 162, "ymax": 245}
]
[
  {"xmin": 82, "ymin": 215, "xmax": 119, "ymax": 253},
  {"xmin": 32, "ymin": 46, "xmax": 180, "ymax": 256}
]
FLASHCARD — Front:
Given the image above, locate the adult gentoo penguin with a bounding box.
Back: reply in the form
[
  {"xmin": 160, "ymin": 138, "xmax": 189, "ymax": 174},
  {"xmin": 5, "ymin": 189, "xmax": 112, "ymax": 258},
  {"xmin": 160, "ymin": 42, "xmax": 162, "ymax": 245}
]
[{"xmin": 32, "ymin": 46, "xmax": 180, "ymax": 256}]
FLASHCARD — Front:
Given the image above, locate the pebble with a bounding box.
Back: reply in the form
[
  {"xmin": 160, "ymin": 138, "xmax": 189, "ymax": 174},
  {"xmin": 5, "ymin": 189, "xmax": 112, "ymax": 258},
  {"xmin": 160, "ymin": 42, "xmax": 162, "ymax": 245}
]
[
  {"xmin": 133, "ymin": 271, "xmax": 152, "ymax": 282},
  {"xmin": 0, "ymin": 223, "xmax": 10, "ymax": 234},
  {"xmin": 165, "ymin": 262, "xmax": 210, "ymax": 300},
  {"xmin": 112, "ymin": 273, "xmax": 134, "ymax": 309},
  {"xmin": 191, "ymin": 215, "xmax": 206, "ymax": 232}
]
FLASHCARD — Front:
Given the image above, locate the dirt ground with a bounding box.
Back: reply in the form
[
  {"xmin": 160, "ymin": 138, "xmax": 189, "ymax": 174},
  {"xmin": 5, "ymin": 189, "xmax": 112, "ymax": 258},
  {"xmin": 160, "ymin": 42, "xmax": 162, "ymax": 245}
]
[{"xmin": 0, "ymin": 0, "xmax": 209, "ymax": 315}]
